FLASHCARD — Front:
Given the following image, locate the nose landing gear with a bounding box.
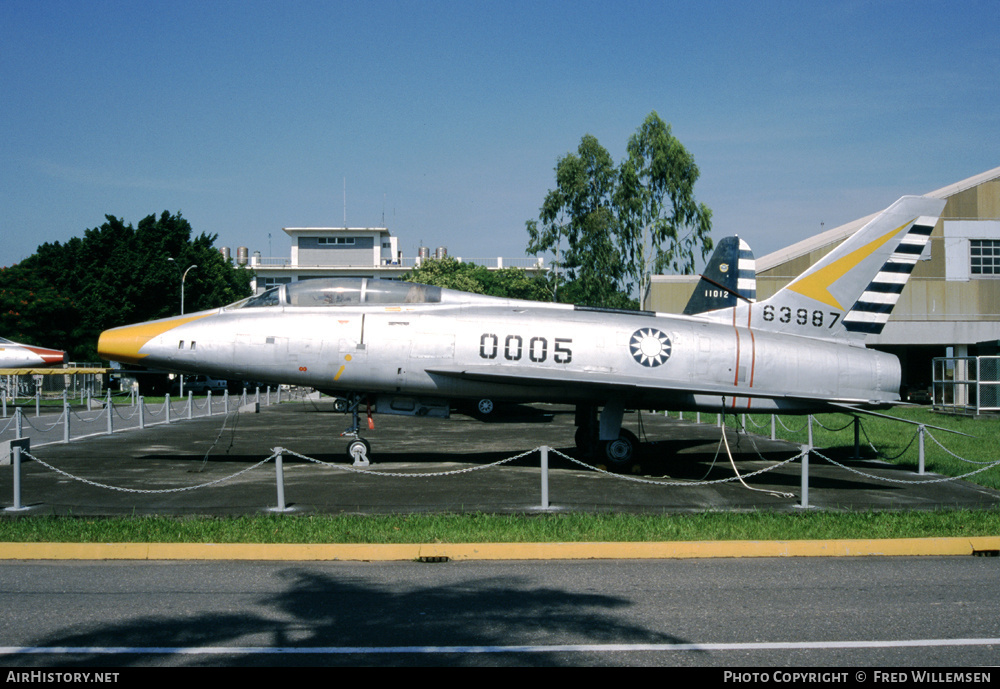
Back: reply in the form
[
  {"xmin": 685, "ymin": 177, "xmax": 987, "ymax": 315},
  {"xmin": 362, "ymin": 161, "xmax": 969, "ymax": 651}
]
[{"xmin": 339, "ymin": 393, "xmax": 371, "ymax": 466}]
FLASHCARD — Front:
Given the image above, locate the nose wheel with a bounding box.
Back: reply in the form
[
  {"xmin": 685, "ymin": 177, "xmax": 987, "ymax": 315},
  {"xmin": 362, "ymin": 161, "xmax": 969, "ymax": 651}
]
[{"xmin": 346, "ymin": 437, "xmax": 371, "ymax": 466}]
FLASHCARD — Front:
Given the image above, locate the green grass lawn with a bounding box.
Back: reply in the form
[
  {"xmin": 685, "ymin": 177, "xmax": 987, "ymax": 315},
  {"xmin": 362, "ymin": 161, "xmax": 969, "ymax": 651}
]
[
  {"xmin": 732, "ymin": 406, "xmax": 1000, "ymax": 490},
  {"xmin": 2, "ymin": 510, "xmax": 1000, "ymax": 544}
]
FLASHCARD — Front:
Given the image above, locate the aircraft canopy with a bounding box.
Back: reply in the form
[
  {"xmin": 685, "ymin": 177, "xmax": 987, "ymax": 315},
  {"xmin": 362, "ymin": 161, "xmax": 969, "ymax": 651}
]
[{"xmin": 238, "ymin": 278, "xmax": 443, "ymax": 309}]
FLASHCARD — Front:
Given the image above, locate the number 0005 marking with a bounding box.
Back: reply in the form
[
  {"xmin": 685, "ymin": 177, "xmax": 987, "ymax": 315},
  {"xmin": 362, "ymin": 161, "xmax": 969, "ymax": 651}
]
[{"xmin": 480, "ymin": 333, "xmax": 572, "ymax": 364}]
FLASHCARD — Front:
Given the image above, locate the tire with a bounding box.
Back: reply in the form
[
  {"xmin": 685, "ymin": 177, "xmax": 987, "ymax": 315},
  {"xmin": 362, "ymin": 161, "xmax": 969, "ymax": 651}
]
[
  {"xmin": 476, "ymin": 398, "xmax": 495, "ymax": 416},
  {"xmin": 599, "ymin": 429, "xmax": 639, "ymax": 472},
  {"xmin": 346, "ymin": 438, "xmax": 371, "ymax": 465}
]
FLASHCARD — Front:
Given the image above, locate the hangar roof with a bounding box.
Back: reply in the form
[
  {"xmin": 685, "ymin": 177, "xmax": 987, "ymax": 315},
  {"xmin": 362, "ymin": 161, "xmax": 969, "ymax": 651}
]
[{"xmin": 756, "ymin": 166, "xmax": 1000, "ymax": 273}]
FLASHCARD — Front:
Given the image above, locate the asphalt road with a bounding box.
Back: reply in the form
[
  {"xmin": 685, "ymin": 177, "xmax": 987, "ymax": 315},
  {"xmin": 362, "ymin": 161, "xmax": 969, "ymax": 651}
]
[{"xmin": 2, "ymin": 557, "xmax": 998, "ymax": 667}]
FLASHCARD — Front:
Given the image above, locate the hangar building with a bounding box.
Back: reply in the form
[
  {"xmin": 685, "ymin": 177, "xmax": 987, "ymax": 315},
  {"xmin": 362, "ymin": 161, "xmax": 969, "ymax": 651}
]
[{"xmin": 647, "ymin": 167, "xmax": 1000, "ymax": 400}]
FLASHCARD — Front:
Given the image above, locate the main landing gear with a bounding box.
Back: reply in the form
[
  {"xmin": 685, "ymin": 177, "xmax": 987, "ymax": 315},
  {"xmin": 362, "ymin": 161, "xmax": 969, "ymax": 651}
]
[{"xmin": 574, "ymin": 401, "xmax": 640, "ymax": 473}]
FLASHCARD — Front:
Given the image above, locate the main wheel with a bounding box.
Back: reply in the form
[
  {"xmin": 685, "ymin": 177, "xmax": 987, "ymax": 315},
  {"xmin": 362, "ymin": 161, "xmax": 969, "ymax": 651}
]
[
  {"xmin": 476, "ymin": 398, "xmax": 495, "ymax": 416},
  {"xmin": 599, "ymin": 429, "xmax": 639, "ymax": 473}
]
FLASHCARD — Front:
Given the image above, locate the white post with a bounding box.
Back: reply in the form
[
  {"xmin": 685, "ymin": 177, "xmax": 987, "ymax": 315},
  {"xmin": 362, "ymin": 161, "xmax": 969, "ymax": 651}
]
[
  {"xmin": 274, "ymin": 448, "xmax": 286, "ymax": 511},
  {"xmin": 799, "ymin": 444, "xmax": 810, "ymax": 510},
  {"xmin": 540, "ymin": 445, "xmax": 549, "ymax": 509},
  {"xmin": 918, "ymin": 425, "xmax": 926, "ymax": 475}
]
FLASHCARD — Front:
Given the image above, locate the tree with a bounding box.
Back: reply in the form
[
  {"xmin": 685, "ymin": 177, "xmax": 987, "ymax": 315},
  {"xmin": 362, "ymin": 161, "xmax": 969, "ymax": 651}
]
[
  {"xmin": 0, "ymin": 212, "xmax": 253, "ymax": 361},
  {"xmin": 526, "ymin": 113, "xmax": 712, "ymax": 308},
  {"xmin": 616, "ymin": 112, "xmax": 713, "ymax": 302},
  {"xmin": 404, "ymin": 256, "xmax": 549, "ymax": 301},
  {"xmin": 526, "ymin": 134, "xmax": 634, "ymax": 309}
]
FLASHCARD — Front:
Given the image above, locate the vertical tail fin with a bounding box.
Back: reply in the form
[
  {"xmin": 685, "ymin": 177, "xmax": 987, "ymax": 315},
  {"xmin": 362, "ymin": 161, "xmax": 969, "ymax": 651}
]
[
  {"xmin": 749, "ymin": 195, "xmax": 945, "ymax": 341},
  {"xmin": 683, "ymin": 236, "xmax": 756, "ymax": 315}
]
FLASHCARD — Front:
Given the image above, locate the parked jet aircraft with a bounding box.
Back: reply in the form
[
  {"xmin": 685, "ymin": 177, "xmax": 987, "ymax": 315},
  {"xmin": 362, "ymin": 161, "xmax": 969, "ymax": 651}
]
[
  {"xmin": 0, "ymin": 337, "xmax": 66, "ymax": 368},
  {"xmin": 98, "ymin": 195, "xmax": 944, "ymax": 468}
]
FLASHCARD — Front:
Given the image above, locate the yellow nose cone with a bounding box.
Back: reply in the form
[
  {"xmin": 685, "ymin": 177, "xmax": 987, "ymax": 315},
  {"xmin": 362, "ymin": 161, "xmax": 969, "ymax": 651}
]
[{"xmin": 98, "ymin": 314, "xmax": 210, "ymax": 364}]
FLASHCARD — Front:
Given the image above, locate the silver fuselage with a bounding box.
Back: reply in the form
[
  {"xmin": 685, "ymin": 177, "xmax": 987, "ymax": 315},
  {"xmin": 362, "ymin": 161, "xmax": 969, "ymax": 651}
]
[{"xmin": 100, "ymin": 290, "xmax": 900, "ymax": 415}]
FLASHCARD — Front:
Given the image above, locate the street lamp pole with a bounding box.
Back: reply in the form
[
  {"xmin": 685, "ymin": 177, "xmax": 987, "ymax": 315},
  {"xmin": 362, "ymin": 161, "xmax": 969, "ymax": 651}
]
[
  {"xmin": 181, "ymin": 264, "xmax": 197, "ymax": 315},
  {"xmin": 166, "ymin": 260, "xmax": 197, "ymax": 398}
]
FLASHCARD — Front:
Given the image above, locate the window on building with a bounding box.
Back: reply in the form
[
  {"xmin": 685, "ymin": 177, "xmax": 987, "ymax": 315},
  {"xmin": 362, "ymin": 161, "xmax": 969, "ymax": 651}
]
[
  {"xmin": 261, "ymin": 277, "xmax": 292, "ymax": 291},
  {"xmin": 317, "ymin": 237, "xmax": 355, "ymax": 245},
  {"xmin": 970, "ymin": 239, "xmax": 1000, "ymax": 275}
]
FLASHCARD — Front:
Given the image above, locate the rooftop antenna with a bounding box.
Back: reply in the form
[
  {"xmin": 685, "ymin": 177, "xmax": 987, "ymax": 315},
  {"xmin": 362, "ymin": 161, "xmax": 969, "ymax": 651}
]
[{"xmin": 343, "ymin": 177, "xmax": 347, "ymax": 228}]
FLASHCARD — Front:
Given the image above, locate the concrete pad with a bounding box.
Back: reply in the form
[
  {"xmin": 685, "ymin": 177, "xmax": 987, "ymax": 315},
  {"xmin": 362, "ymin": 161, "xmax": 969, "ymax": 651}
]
[{"xmin": 2, "ymin": 400, "xmax": 998, "ymax": 516}]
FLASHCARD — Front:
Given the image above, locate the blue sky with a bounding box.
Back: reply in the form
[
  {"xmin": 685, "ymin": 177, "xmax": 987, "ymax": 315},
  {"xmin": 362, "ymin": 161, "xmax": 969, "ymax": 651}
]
[{"xmin": 3, "ymin": 0, "xmax": 998, "ymax": 270}]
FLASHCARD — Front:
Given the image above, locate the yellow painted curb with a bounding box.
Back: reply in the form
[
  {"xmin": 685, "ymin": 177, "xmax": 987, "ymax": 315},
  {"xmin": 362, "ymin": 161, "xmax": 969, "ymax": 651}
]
[{"xmin": 1, "ymin": 537, "xmax": 998, "ymax": 561}]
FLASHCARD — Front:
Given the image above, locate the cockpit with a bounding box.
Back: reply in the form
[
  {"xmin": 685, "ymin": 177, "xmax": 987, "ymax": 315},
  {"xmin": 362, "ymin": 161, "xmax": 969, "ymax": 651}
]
[{"xmin": 234, "ymin": 278, "xmax": 444, "ymax": 309}]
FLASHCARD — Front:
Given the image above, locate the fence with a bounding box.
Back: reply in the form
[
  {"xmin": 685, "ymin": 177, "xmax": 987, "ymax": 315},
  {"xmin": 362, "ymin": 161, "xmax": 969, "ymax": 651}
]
[
  {"xmin": 1, "ymin": 369, "xmax": 105, "ymax": 406},
  {"xmin": 0, "ymin": 386, "xmax": 300, "ymax": 449}
]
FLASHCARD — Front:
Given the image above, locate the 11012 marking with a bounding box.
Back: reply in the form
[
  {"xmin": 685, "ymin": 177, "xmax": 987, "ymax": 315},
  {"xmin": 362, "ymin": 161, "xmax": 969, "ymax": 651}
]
[
  {"xmin": 762, "ymin": 305, "xmax": 841, "ymax": 329},
  {"xmin": 479, "ymin": 333, "xmax": 573, "ymax": 364}
]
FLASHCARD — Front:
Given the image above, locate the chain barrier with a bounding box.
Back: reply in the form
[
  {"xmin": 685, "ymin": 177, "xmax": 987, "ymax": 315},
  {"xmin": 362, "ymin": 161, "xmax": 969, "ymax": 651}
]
[
  {"xmin": 70, "ymin": 405, "xmax": 108, "ymax": 424},
  {"xmin": 776, "ymin": 416, "xmax": 808, "ymax": 433},
  {"xmin": 812, "ymin": 448, "xmax": 1000, "ymax": 485},
  {"xmin": 279, "ymin": 446, "xmax": 536, "ymax": 477},
  {"xmin": 165, "ymin": 398, "xmax": 185, "ymax": 417},
  {"xmin": 21, "ymin": 449, "xmax": 277, "ymax": 494},
  {"xmin": 859, "ymin": 420, "xmax": 919, "ymax": 460},
  {"xmin": 15, "ymin": 411, "xmax": 66, "ymax": 433},
  {"xmin": 7, "ymin": 397, "xmax": 998, "ymax": 509},
  {"xmin": 0, "ymin": 415, "xmax": 15, "ymax": 434},
  {"xmin": 924, "ymin": 428, "xmax": 998, "ymax": 465},
  {"xmin": 813, "ymin": 415, "xmax": 855, "ymax": 432},
  {"xmin": 112, "ymin": 403, "xmax": 140, "ymax": 421},
  {"xmin": 549, "ymin": 446, "xmax": 805, "ymax": 487},
  {"xmin": 741, "ymin": 414, "xmax": 770, "ymax": 430},
  {"xmin": 142, "ymin": 399, "xmax": 167, "ymax": 418}
]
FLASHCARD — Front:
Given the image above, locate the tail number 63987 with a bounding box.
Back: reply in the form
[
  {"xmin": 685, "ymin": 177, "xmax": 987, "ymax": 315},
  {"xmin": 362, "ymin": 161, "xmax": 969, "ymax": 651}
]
[{"xmin": 762, "ymin": 305, "xmax": 840, "ymax": 329}]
